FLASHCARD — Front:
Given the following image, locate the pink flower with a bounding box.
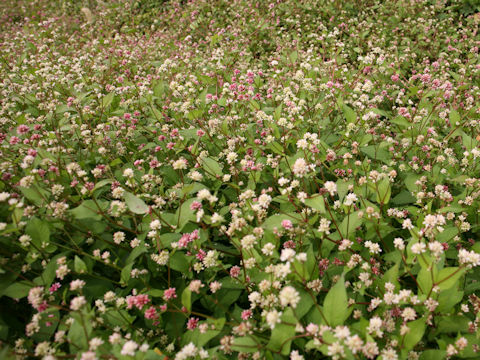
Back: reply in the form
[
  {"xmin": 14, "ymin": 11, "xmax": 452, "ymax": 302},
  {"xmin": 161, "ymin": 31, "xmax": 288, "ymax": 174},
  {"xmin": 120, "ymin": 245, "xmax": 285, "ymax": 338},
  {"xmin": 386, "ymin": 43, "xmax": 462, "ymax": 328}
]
[
  {"xmin": 230, "ymin": 266, "xmax": 241, "ymax": 278},
  {"xmin": 144, "ymin": 306, "xmax": 158, "ymax": 320},
  {"xmin": 190, "ymin": 201, "xmax": 202, "ymax": 211},
  {"xmin": 49, "ymin": 283, "xmax": 61, "ymax": 293},
  {"xmin": 187, "ymin": 317, "xmax": 199, "ymax": 330},
  {"xmin": 241, "ymin": 310, "xmax": 252, "ymax": 320},
  {"xmin": 163, "ymin": 288, "xmax": 177, "ymax": 301},
  {"xmin": 281, "ymin": 220, "xmax": 293, "ymax": 230},
  {"xmin": 126, "ymin": 294, "xmax": 150, "ymax": 310}
]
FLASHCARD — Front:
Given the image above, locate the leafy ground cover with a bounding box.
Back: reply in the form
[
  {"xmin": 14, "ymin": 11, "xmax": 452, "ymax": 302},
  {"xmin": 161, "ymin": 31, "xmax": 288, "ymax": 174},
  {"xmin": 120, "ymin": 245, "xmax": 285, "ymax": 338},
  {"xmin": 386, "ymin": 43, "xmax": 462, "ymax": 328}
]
[{"xmin": 0, "ymin": 0, "xmax": 479, "ymax": 359}]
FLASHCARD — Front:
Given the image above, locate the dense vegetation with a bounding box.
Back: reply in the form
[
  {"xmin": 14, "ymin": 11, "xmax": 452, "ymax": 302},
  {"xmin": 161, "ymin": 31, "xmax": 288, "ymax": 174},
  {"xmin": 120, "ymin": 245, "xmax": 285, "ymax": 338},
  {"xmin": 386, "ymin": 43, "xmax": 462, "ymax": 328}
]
[{"xmin": 0, "ymin": 0, "xmax": 479, "ymax": 359}]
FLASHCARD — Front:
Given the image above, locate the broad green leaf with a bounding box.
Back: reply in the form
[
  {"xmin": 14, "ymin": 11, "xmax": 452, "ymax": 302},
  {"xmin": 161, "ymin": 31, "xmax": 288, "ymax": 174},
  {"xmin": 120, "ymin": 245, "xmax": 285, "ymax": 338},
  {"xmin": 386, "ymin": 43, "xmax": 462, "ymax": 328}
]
[
  {"xmin": 376, "ymin": 178, "xmax": 391, "ymax": 205},
  {"xmin": 342, "ymin": 104, "xmax": 356, "ymax": 123},
  {"xmin": 323, "ymin": 275, "xmax": 348, "ymax": 326},
  {"xmin": 169, "ymin": 252, "xmax": 190, "ymax": 273},
  {"xmin": 18, "ymin": 185, "xmax": 48, "ymax": 206},
  {"xmin": 121, "ymin": 263, "xmax": 133, "ymax": 285},
  {"xmin": 304, "ymin": 195, "xmax": 326, "ymax": 213},
  {"xmin": 101, "ymin": 92, "xmax": 114, "ymax": 108},
  {"xmin": 70, "ymin": 200, "xmax": 102, "ymax": 220},
  {"xmin": 200, "ymin": 157, "xmax": 223, "ymax": 177},
  {"xmin": 125, "ymin": 192, "xmax": 149, "ymax": 214},
  {"xmin": 267, "ymin": 308, "xmax": 296, "ymax": 355},
  {"xmin": 417, "ymin": 267, "xmax": 433, "ymax": 295},
  {"xmin": 181, "ymin": 287, "xmax": 192, "ymax": 312},
  {"xmin": 2, "ymin": 282, "xmax": 32, "ymax": 299},
  {"xmin": 402, "ymin": 318, "xmax": 426, "ymax": 350},
  {"xmin": 262, "ymin": 213, "xmax": 300, "ymax": 231},
  {"xmin": 437, "ymin": 287, "xmax": 463, "ymax": 312},
  {"xmin": 68, "ymin": 315, "xmax": 92, "ymax": 350},
  {"xmin": 175, "ymin": 198, "xmax": 198, "ymax": 229},
  {"xmin": 74, "ymin": 256, "xmax": 87, "ymax": 274},
  {"xmin": 232, "ymin": 336, "xmax": 260, "ymax": 353},
  {"xmin": 436, "ymin": 267, "xmax": 465, "ymax": 291},
  {"xmin": 339, "ymin": 211, "xmax": 362, "ymax": 238},
  {"xmin": 26, "ymin": 217, "xmax": 50, "ymax": 247}
]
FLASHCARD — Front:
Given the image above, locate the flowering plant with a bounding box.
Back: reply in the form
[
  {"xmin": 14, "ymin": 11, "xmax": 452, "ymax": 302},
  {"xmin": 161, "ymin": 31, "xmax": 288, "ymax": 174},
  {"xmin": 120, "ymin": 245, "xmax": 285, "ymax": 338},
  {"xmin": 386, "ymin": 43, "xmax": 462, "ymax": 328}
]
[{"xmin": 0, "ymin": 0, "xmax": 479, "ymax": 359}]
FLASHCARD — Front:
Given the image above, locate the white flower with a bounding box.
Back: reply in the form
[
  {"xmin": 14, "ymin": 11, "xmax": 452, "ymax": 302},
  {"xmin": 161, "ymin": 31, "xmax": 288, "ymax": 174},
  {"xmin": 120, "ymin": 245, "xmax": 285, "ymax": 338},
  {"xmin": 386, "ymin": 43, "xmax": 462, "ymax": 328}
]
[
  {"xmin": 240, "ymin": 235, "xmax": 257, "ymax": 250},
  {"xmin": 113, "ymin": 231, "xmax": 125, "ymax": 244},
  {"xmin": 364, "ymin": 241, "xmax": 382, "ymax": 254},
  {"xmin": 197, "ymin": 189, "xmax": 211, "ymax": 200},
  {"xmin": 292, "ymin": 158, "xmax": 308, "ymax": 177},
  {"xmin": 262, "ymin": 243, "xmax": 275, "ymax": 256},
  {"xmin": 189, "ymin": 171, "xmax": 203, "ymax": 181},
  {"xmin": 70, "ymin": 296, "xmax": 87, "ymax": 311},
  {"xmin": 280, "ymin": 248, "xmax": 296, "ymax": 262},
  {"xmin": 290, "ymin": 350, "xmax": 304, "ymax": 360},
  {"xmin": 210, "ymin": 213, "xmax": 224, "ymax": 224},
  {"xmin": 411, "ymin": 242, "xmax": 426, "ymax": 254},
  {"xmin": 175, "ymin": 342, "xmax": 197, "ymax": 360},
  {"xmin": 402, "ymin": 219, "xmax": 414, "ymax": 230},
  {"xmin": 258, "ymin": 193, "xmax": 272, "ymax": 208},
  {"xmin": 279, "ymin": 286, "xmax": 300, "ymax": 308},
  {"xmin": 324, "ymin": 181, "xmax": 337, "ymax": 196},
  {"xmin": 402, "ymin": 307, "xmax": 416, "ymax": 321},
  {"xmin": 344, "ymin": 193, "xmax": 358, "ymax": 206},
  {"xmin": 172, "ymin": 158, "xmax": 187, "ymax": 170},
  {"xmin": 70, "ymin": 279, "xmax": 86, "ymax": 290},
  {"xmin": 121, "ymin": 340, "xmax": 138, "ymax": 356},
  {"xmin": 265, "ymin": 309, "xmax": 282, "ymax": 329},
  {"xmin": 150, "ymin": 220, "xmax": 161, "ymax": 230},
  {"xmin": 393, "ymin": 238, "xmax": 405, "ymax": 250},
  {"xmin": 123, "ymin": 168, "xmax": 134, "ymax": 178},
  {"xmin": 226, "ymin": 152, "xmax": 238, "ymax": 164},
  {"xmin": 428, "ymin": 241, "xmax": 443, "ymax": 256}
]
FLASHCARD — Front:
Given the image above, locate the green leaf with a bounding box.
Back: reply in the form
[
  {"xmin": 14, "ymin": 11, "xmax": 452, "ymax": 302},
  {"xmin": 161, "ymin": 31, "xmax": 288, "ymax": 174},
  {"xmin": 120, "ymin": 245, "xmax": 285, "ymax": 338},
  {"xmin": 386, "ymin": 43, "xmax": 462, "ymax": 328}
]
[
  {"xmin": 377, "ymin": 262, "xmax": 400, "ymax": 291},
  {"xmin": 125, "ymin": 245, "xmax": 147, "ymax": 264},
  {"xmin": 2, "ymin": 282, "xmax": 32, "ymax": 299},
  {"xmin": 267, "ymin": 308, "xmax": 296, "ymax": 355},
  {"xmin": 169, "ymin": 252, "xmax": 190, "ymax": 273},
  {"xmin": 200, "ymin": 157, "xmax": 223, "ymax": 177},
  {"xmin": 419, "ymin": 350, "xmax": 446, "ymax": 360},
  {"xmin": 181, "ymin": 287, "xmax": 192, "ymax": 312},
  {"xmin": 125, "ymin": 192, "xmax": 149, "ymax": 214},
  {"xmin": 18, "ymin": 185, "xmax": 48, "ymax": 206},
  {"xmin": 289, "ymin": 51, "xmax": 298, "ymax": 64},
  {"xmin": 68, "ymin": 315, "xmax": 92, "ymax": 350},
  {"xmin": 437, "ymin": 287, "xmax": 463, "ymax": 312},
  {"xmin": 324, "ymin": 275, "xmax": 348, "ymax": 326},
  {"xmin": 121, "ymin": 263, "xmax": 133, "ymax": 285},
  {"xmin": 339, "ymin": 211, "xmax": 362, "ymax": 238},
  {"xmin": 26, "ymin": 217, "xmax": 50, "ymax": 247},
  {"xmin": 342, "ymin": 104, "xmax": 356, "ymax": 123},
  {"xmin": 304, "ymin": 195, "xmax": 326, "ymax": 213},
  {"xmin": 376, "ymin": 178, "xmax": 391, "ymax": 205},
  {"xmin": 232, "ymin": 336, "xmax": 260, "ymax": 353},
  {"xmin": 391, "ymin": 190, "xmax": 415, "ymax": 205},
  {"xmin": 70, "ymin": 200, "xmax": 102, "ymax": 220},
  {"xmin": 417, "ymin": 267, "xmax": 433, "ymax": 295},
  {"xmin": 436, "ymin": 267, "xmax": 465, "ymax": 291},
  {"xmin": 403, "ymin": 318, "xmax": 426, "ymax": 350},
  {"xmin": 262, "ymin": 213, "xmax": 300, "ymax": 231},
  {"xmin": 175, "ymin": 198, "xmax": 197, "ymax": 229},
  {"xmin": 295, "ymin": 288, "xmax": 314, "ymax": 319},
  {"xmin": 101, "ymin": 92, "xmax": 114, "ymax": 108},
  {"xmin": 74, "ymin": 256, "xmax": 87, "ymax": 274},
  {"xmin": 182, "ymin": 317, "xmax": 226, "ymax": 347}
]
